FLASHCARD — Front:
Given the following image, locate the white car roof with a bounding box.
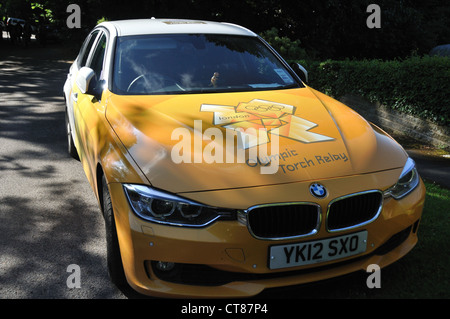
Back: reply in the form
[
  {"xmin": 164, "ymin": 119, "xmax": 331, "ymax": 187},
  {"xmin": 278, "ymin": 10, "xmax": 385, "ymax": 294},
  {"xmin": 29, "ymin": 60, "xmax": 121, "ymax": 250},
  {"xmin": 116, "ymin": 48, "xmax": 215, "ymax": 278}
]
[{"xmin": 99, "ymin": 18, "xmax": 257, "ymax": 37}]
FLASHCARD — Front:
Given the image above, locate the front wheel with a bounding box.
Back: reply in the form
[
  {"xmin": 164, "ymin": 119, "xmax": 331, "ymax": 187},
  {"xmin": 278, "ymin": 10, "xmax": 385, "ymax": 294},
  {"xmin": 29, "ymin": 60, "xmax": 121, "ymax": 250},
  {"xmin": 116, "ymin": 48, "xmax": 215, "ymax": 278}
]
[{"xmin": 102, "ymin": 175, "xmax": 127, "ymax": 288}]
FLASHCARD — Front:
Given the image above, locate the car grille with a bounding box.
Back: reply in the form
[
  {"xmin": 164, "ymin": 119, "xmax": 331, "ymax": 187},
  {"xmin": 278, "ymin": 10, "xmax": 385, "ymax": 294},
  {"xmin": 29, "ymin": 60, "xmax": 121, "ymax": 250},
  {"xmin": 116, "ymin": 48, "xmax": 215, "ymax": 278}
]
[
  {"xmin": 247, "ymin": 203, "xmax": 320, "ymax": 239},
  {"xmin": 327, "ymin": 191, "xmax": 383, "ymax": 231}
]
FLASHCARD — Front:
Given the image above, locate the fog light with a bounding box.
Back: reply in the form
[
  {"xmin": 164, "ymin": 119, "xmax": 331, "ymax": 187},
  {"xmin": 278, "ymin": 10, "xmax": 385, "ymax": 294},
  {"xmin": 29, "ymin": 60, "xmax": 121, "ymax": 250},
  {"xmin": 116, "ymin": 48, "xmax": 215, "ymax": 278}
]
[{"xmin": 155, "ymin": 261, "xmax": 175, "ymax": 272}]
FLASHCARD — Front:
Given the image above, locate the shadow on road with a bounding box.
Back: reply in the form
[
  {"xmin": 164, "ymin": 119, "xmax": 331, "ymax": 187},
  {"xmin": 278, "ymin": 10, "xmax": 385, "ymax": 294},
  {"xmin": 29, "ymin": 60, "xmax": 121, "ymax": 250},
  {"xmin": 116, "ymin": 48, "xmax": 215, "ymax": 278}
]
[
  {"xmin": 0, "ymin": 41, "xmax": 126, "ymax": 298},
  {"xmin": 0, "ymin": 40, "xmax": 74, "ymax": 158}
]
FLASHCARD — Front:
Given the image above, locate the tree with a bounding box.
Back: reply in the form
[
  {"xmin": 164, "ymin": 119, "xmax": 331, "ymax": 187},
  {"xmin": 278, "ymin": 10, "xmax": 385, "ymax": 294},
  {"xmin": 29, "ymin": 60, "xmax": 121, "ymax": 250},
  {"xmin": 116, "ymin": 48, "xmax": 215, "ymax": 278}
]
[{"xmin": 3, "ymin": 0, "xmax": 449, "ymax": 59}]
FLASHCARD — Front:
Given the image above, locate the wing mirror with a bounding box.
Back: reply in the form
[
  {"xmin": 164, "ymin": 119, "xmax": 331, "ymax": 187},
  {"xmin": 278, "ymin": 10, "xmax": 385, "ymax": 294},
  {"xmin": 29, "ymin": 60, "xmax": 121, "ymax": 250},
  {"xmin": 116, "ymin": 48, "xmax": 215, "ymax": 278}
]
[
  {"xmin": 290, "ymin": 63, "xmax": 308, "ymax": 83},
  {"xmin": 75, "ymin": 67, "xmax": 104, "ymax": 100}
]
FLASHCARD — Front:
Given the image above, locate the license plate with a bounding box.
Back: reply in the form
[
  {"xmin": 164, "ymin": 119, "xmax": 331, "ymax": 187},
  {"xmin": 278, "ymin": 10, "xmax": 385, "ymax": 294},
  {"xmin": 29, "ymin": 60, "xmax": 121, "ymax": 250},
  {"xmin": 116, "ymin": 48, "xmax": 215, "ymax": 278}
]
[{"xmin": 269, "ymin": 231, "xmax": 368, "ymax": 270}]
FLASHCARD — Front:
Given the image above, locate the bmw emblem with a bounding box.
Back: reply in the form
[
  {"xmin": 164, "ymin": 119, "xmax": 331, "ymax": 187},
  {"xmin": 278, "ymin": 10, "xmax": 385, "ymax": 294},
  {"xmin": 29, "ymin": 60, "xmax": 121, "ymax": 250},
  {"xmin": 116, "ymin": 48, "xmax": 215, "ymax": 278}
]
[{"xmin": 310, "ymin": 183, "xmax": 327, "ymax": 198}]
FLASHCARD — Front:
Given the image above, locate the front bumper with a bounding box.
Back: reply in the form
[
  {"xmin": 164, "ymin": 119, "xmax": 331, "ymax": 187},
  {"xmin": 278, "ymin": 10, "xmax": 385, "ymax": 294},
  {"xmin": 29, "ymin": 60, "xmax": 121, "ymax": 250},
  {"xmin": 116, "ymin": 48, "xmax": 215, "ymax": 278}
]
[{"xmin": 107, "ymin": 170, "xmax": 426, "ymax": 298}]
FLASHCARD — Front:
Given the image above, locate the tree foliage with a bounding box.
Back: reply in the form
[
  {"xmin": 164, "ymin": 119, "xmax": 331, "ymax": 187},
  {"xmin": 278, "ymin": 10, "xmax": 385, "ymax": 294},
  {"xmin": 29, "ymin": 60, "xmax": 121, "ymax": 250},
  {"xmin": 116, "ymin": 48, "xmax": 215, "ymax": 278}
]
[
  {"xmin": 1, "ymin": 0, "xmax": 449, "ymax": 60},
  {"xmin": 299, "ymin": 56, "xmax": 450, "ymax": 126}
]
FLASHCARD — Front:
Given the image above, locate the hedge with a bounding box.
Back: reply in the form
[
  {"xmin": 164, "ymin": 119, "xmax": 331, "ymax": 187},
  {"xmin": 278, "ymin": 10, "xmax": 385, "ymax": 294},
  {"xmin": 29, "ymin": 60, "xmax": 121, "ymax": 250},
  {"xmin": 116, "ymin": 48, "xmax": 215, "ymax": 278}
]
[{"xmin": 295, "ymin": 56, "xmax": 450, "ymax": 126}]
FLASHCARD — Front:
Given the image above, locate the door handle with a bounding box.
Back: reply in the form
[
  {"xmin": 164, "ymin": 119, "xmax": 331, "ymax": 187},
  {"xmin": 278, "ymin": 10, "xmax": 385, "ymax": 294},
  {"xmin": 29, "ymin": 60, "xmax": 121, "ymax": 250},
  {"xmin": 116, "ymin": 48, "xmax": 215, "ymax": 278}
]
[{"xmin": 72, "ymin": 92, "xmax": 78, "ymax": 102}]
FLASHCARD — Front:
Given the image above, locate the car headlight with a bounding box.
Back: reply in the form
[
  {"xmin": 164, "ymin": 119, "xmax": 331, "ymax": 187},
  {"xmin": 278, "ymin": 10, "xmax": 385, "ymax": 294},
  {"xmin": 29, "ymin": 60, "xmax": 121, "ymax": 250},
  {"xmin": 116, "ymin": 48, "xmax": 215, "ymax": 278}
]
[
  {"xmin": 123, "ymin": 184, "xmax": 236, "ymax": 227},
  {"xmin": 384, "ymin": 158, "xmax": 420, "ymax": 199}
]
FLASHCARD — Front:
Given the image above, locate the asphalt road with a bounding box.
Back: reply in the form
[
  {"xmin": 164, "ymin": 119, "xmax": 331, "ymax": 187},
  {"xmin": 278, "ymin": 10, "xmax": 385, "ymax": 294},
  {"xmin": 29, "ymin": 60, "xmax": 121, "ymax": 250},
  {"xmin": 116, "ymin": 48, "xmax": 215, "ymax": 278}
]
[
  {"xmin": 406, "ymin": 150, "xmax": 450, "ymax": 189},
  {"xmin": 0, "ymin": 39, "xmax": 448, "ymax": 300},
  {"xmin": 0, "ymin": 41, "xmax": 127, "ymax": 298}
]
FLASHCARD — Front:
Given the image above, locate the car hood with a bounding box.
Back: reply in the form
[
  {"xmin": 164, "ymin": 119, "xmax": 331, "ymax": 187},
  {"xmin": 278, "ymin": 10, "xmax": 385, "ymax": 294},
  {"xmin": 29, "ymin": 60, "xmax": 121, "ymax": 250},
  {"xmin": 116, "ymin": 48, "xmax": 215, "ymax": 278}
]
[{"xmin": 105, "ymin": 87, "xmax": 407, "ymax": 193}]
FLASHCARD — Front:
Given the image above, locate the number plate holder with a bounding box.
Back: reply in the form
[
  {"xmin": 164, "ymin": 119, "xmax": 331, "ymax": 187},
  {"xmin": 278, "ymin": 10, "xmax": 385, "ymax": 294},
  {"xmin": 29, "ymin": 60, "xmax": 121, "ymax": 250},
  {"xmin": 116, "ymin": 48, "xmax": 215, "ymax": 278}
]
[{"xmin": 269, "ymin": 231, "xmax": 368, "ymax": 270}]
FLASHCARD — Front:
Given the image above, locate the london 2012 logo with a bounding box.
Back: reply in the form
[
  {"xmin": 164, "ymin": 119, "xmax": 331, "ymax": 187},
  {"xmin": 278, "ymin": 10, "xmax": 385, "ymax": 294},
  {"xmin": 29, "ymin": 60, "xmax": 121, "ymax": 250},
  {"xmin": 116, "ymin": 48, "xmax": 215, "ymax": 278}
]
[{"xmin": 200, "ymin": 99, "xmax": 333, "ymax": 149}]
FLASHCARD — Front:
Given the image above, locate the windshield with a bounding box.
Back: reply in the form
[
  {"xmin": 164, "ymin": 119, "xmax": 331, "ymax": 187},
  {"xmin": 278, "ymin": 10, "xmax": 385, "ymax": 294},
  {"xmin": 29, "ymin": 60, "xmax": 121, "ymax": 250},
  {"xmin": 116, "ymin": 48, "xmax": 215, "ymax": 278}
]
[{"xmin": 112, "ymin": 34, "xmax": 301, "ymax": 95}]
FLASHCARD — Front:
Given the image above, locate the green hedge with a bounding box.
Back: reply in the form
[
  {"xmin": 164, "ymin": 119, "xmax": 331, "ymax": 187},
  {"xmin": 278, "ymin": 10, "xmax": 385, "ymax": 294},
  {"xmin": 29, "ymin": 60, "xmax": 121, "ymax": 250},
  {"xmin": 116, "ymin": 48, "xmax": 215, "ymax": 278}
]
[{"xmin": 296, "ymin": 56, "xmax": 450, "ymax": 126}]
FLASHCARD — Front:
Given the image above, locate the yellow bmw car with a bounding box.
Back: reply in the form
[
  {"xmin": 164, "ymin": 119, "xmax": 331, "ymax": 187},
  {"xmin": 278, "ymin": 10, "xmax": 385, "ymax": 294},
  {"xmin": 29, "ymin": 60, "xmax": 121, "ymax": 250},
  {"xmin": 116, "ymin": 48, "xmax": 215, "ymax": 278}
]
[{"xmin": 63, "ymin": 19, "xmax": 425, "ymax": 298}]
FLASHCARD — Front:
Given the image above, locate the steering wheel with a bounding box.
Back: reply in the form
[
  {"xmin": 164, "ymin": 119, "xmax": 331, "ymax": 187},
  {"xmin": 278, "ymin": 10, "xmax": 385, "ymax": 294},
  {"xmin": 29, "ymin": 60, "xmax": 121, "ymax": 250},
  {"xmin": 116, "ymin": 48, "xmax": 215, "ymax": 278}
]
[{"xmin": 127, "ymin": 73, "xmax": 183, "ymax": 93}]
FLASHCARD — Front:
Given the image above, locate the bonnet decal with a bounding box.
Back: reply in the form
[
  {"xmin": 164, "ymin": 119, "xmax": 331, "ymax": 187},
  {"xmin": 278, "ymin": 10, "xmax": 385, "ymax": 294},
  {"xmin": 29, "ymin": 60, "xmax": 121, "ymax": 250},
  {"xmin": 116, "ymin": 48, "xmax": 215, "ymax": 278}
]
[{"xmin": 201, "ymin": 99, "xmax": 334, "ymax": 149}]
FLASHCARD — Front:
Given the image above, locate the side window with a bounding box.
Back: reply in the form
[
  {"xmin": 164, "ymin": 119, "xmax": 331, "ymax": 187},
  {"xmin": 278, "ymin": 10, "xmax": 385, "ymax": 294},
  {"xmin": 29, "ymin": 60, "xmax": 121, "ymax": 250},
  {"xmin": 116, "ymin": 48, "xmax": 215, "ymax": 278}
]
[
  {"xmin": 78, "ymin": 30, "xmax": 100, "ymax": 68},
  {"xmin": 89, "ymin": 33, "xmax": 107, "ymax": 79}
]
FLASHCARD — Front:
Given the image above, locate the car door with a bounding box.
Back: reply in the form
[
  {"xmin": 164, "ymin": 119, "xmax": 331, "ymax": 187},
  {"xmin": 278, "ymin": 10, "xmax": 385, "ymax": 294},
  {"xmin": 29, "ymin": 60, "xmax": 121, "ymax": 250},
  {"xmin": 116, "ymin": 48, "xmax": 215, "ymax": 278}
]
[
  {"xmin": 73, "ymin": 30, "xmax": 109, "ymax": 186},
  {"xmin": 64, "ymin": 29, "xmax": 101, "ymax": 151}
]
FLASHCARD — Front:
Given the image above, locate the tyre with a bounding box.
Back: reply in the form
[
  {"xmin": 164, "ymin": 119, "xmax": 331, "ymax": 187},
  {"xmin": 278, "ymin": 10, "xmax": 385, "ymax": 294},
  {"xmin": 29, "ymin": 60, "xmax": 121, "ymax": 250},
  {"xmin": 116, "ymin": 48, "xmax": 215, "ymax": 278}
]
[
  {"xmin": 102, "ymin": 175, "xmax": 127, "ymax": 289},
  {"xmin": 65, "ymin": 110, "xmax": 79, "ymax": 160}
]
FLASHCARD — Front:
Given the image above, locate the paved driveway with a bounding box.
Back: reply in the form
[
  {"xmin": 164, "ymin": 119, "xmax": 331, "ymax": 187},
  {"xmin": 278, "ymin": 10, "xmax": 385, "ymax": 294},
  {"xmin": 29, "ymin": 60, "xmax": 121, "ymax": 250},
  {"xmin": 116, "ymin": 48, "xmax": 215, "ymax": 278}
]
[{"xmin": 0, "ymin": 43, "xmax": 126, "ymax": 298}]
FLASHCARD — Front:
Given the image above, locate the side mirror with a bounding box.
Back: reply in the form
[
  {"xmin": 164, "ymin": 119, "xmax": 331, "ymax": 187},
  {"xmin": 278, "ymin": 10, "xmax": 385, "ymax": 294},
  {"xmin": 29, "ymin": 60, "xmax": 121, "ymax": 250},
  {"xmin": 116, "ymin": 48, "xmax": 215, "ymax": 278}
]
[
  {"xmin": 290, "ymin": 63, "xmax": 308, "ymax": 83},
  {"xmin": 75, "ymin": 67, "xmax": 95, "ymax": 94},
  {"xmin": 75, "ymin": 66, "xmax": 104, "ymax": 99}
]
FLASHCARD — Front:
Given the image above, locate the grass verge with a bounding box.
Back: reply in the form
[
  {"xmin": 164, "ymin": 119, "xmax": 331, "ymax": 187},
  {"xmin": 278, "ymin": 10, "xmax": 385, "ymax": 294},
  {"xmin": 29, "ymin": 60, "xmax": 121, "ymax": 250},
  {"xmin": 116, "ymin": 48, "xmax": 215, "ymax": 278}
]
[{"xmin": 372, "ymin": 180, "xmax": 450, "ymax": 298}]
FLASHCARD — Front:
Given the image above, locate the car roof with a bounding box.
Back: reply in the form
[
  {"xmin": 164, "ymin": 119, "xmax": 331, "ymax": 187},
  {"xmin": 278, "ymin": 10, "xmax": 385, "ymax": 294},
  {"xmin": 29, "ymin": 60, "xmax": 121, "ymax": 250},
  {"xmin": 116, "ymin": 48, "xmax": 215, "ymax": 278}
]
[{"xmin": 99, "ymin": 18, "xmax": 257, "ymax": 37}]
